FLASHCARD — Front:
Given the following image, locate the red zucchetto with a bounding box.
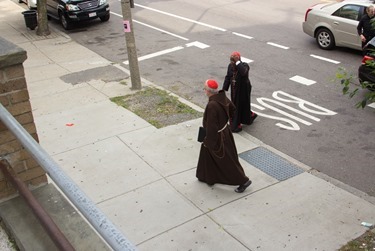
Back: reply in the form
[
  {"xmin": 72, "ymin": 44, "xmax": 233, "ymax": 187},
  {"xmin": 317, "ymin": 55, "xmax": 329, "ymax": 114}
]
[
  {"xmin": 205, "ymin": 79, "xmax": 218, "ymax": 89},
  {"xmin": 231, "ymin": 51, "xmax": 241, "ymax": 57}
]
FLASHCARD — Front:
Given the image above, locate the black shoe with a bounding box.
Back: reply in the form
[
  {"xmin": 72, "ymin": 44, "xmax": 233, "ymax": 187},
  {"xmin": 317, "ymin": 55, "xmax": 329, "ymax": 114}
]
[
  {"xmin": 249, "ymin": 113, "xmax": 258, "ymax": 125},
  {"xmin": 232, "ymin": 127, "xmax": 242, "ymax": 133},
  {"xmin": 235, "ymin": 180, "xmax": 252, "ymax": 193}
]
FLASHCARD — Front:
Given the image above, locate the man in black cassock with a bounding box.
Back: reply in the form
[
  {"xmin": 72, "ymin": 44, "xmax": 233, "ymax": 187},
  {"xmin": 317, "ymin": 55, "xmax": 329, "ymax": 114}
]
[
  {"xmin": 357, "ymin": 5, "xmax": 375, "ymax": 50},
  {"xmin": 196, "ymin": 79, "xmax": 252, "ymax": 193},
  {"xmin": 223, "ymin": 51, "xmax": 257, "ymax": 133}
]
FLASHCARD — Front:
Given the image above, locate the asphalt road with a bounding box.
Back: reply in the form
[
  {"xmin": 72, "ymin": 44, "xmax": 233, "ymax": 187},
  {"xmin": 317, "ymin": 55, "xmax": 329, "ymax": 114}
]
[{"xmin": 46, "ymin": 0, "xmax": 374, "ymax": 197}]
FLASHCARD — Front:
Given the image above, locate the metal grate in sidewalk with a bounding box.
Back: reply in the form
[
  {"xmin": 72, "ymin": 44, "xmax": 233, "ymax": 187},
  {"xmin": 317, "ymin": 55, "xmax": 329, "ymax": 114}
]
[{"xmin": 239, "ymin": 147, "xmax": 304, "ymax": 181}]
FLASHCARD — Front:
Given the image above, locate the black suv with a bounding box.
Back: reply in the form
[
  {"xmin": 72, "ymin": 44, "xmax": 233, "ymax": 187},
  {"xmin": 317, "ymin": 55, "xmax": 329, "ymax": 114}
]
[{"xmin": 46, "ymin": 0, "xmax": 110, "ymax": 30}]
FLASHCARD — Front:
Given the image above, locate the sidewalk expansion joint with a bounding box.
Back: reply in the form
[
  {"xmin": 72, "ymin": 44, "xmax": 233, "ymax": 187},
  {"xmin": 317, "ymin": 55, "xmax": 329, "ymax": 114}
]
[{"xmin": 239, "ymin": 147, "xmax": 304, "ymax": 181}]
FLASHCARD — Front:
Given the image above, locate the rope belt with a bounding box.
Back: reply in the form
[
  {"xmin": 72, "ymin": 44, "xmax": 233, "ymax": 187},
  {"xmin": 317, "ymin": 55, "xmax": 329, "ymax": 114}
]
[{"xmin": 218, "ymin": 122, "xmax": 229, "ymax": 132}]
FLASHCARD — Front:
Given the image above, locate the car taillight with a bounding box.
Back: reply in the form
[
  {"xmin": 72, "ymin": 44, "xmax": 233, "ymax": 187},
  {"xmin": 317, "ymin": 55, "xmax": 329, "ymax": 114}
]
[
  {"xmin": 304, "ymin": 4, "xmax": 320, "ymax": 21},
  {"xmin": 362, "ymin": 55, "xmax": 374, "ymax": 64},
  {"xmin": 305, "ymin": 8, "xmax": 312, "ymax": 21}
]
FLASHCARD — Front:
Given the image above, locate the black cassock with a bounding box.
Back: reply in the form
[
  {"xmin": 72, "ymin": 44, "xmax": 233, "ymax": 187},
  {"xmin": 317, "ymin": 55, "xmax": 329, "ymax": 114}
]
[
  {"xmin": 223, "ymin": 62, "xmax": 252, "ymax": 131},
  {"xmin": 196, "ymin": 91, "xmax": 249, "ymax": 186}
]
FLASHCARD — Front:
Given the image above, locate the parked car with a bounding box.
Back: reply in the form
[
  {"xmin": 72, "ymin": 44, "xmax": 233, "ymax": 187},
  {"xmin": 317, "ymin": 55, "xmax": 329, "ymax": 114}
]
[
  {"xmin": 358, "ymin": 37, "xmax": 375, "ymax": 90},
  {"xmin": 46, "ymin": 0, "xmax": 110, "ymax": 30},
  {"xmin": 19, "ymin": 0, "xmax": 37, "ymax": 9},
  {"xmin": 302, "ymin": 0, "xmax": 374, "ymax": 50}
]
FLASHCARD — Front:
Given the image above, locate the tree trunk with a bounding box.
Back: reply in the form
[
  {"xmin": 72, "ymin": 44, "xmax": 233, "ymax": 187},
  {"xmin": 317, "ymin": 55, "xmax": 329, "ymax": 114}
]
[{"xmin": 36, "ymin": 0, "xmax": 50, "ymax": 36}]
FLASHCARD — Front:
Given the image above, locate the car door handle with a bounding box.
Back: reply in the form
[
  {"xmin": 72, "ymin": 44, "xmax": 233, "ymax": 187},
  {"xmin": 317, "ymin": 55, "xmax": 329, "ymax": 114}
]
[{"xmin": 333, "ymin": 21, "xmax": 339, "ymax": 25}]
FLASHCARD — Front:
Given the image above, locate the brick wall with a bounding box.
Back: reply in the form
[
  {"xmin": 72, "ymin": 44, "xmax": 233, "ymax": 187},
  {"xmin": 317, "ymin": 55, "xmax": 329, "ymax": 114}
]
[{"xmin": 0, "ymin": 37, "xmax": 47, "ymax": 199}]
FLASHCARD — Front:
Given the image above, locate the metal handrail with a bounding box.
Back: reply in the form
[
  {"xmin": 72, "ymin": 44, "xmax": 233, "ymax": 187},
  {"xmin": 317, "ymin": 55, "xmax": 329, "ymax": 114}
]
[
  {"xmin": 0, "ymin": 104, "xmax": 136, "ymax": 251},
  {"xmin": 0, "ymin": 160, "xmax": 75, "ymax": 251}
]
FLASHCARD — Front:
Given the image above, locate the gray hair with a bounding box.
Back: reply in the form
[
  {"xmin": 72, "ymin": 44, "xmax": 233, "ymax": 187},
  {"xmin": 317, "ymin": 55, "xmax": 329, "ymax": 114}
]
[{"xmin": 206, "ymin": 86, "xmax": 219, "ymax": 94}]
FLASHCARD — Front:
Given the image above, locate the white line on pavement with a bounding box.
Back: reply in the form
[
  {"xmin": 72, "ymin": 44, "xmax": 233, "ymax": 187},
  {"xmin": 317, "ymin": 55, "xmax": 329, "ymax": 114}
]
[
  {"xmin": 123, "ymin": 41, "xmax": 210, "ymax": 64},
  {"xmin": 133, "ymin": 20, "xmax": 189, "ymax": 41},
  {"xmin": 267, "ymin": 42, "xmax": 289, "ymax": 50},
  {"xmin": 241, "ymin": 57, "xmax": 253, "ymax": 64},
  {"xmin": 186, "ymin": 41, "xmax": 209, "ymax": 49},
  {"xmin": 232, "ymin": 32, "xmax": 253, "ymax": 40},
  {"xmin": 310, "ymin": 54, "xmax": 340, "ymax": 64},
  {"xmin": 289, "ymin": 75, "xmax": 316, "ymax": 86},
  {"xmin": 134, "ymin": 3, "xmax": 227, "ymax": 32},
  {"xmin": 110, "ymin": 11, "xmax": 189, "ymax": 41},
  {"xmin": 123, "ymin": 46, "xmax": 184, "ymax": 64},
  {"xmin": 368, "ymin": 103, "xmax": 375, "ymax": 109},
  {"xmin": 110, "ymin": 11, "xmax": 123, "ymax": 18}
]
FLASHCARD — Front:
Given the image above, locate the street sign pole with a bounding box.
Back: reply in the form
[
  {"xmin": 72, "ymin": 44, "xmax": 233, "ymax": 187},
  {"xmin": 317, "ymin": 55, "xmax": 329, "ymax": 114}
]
[{"xmin": 120, "ymin": 0, "xmax": 141, "ymax": 90}]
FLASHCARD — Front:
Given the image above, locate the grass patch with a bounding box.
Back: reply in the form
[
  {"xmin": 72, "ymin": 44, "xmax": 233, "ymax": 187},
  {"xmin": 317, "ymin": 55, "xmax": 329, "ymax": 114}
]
[
  {"xmin": 110, "ymin": 87, "xmax": 202, "ymax": 128},
  {"xmin": 339, "ymin": 228, "xmax": 375, "ymax": 251}
]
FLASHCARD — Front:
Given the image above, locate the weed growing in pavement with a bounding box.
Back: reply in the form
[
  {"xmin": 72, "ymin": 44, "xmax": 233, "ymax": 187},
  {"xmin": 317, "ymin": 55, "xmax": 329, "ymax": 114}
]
[
  {"xmin": 119, "ymin": 80, "xmax": 127, "ymax": 85},
  {"xmin": 110, "ymin": 87, "xmax": 202, "ymax": 128}
]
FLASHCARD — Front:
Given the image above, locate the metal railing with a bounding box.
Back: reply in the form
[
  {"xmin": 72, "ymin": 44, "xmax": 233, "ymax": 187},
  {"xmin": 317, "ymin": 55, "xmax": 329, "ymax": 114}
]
[
  {"xmin": 0, "ymin": 103, "xmax": 136, "ymax": 251},
  {"xmin": 0, "ymin": 160, "xmax": 75, "ymax": 251}
]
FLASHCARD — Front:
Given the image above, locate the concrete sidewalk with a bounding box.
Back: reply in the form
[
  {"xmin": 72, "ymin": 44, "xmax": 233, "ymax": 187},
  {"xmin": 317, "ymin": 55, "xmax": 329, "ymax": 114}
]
[{"xmin": 1, "ymin": 0, "xmax": 375, "ymax": 250}]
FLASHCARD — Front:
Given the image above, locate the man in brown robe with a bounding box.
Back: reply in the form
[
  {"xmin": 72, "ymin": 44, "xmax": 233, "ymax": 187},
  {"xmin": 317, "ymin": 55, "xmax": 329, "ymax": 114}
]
[{"xmin": 196, "ymin": 79, "xmax": 252, "ymax": 193}]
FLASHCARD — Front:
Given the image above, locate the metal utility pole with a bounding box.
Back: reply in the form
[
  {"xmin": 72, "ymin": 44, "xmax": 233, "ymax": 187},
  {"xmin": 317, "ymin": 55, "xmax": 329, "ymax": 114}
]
[{"xmin": 120, "ymin": 0, "xmax": 142, "ymax": 90}]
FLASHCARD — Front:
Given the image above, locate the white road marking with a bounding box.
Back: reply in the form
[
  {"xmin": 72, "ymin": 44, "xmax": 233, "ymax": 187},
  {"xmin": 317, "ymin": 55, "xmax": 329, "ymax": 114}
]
[
  {"xmin": 123, "ymin": 46, "xmax": 184, "ymax": 64},
  {"xmin": 289, "ymin": 75, "xmax": 316, "ymax": 86},
  {"xmin": 310, "ymin": 54, "xmax": 340, "ymax": 64},
  {"xmin": 267, "ymin": 42, "xmax": 289, "ymax": 50},
  {"xmin": 252, "ymin": 103, "xmax": 301, "ymax": 131},
  {"xmin": 368, "ymin": 103, "xmax": 375, "ymax": 108},
  {"xmin": 134, "ymin": 3, "xmax": 227, "ymax": 32},
  {"xmin": 186, "ymin": 41, "xmax": 209, "ymax": 49},
  {"xmin": 110, "ymin": 11, "xmax": 122, "ymax": 18},
  {"xmin": 123, "ymin": 41, "xmax": 209, "ymax": 64},
  {"xmin": 133, "ymin": 20, "xmax": 189, "ymax": 41},
  {"xmin": 241, "ymin": 57, "xmax": 253, "ymax": 64},
  {"xmin": 232, "ymin": 32, "xmax": 253, "ymax": 40},
  {"xmin": 110, "ymin": 11, "xmax": 121, "ymax": 17},
  {"xmin": 273, "ymin": 91, "xmax": 337, "ymax": 116},
  {"xmin": 110, "ymin": 11, "xmax": 189, "ymax": 41},
  {"xmin": 257, "ymin": 97, "xmax": 313, "ymax": 126},
  {"xmin": 252, "ymin": 91, "xmax": 337, "ymax": 130}
]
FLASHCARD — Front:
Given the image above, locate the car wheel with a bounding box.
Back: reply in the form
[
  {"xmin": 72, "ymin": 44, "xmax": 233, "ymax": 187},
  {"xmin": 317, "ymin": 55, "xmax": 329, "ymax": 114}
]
[
  {"xmin": 316, "ymin": 28, "xmax": 335, "ymax": 50},
  {"xmin": 100, "ymin": 13, "xmax": 110, "ymax": 22},
  {"xmin": 59, "ymin": 12, "xmax": 72, "ymax": 30}
]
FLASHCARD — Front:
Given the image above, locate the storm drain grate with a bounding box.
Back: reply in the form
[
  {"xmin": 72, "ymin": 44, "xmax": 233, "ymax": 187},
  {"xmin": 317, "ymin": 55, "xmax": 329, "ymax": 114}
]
[{"xmin": 239, "ymin": 147, "xmax": 304, "ymax": 181}]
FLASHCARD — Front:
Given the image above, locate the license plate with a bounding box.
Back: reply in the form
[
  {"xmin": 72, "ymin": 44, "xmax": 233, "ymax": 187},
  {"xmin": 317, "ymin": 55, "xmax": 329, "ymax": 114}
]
[{"xmin": 89, "ymin": 12, "xmax": 97, "ymax": 17}]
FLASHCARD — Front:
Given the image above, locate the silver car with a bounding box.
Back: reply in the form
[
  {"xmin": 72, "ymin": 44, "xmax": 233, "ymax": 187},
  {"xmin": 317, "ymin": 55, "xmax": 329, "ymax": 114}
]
[
  {"xmin": 303, "ymin": 0, "xmax": 373, "ymax": 50},
  {"xmin": 19, "ymin": 0, "xmax": 37, "ymax": 9}
]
